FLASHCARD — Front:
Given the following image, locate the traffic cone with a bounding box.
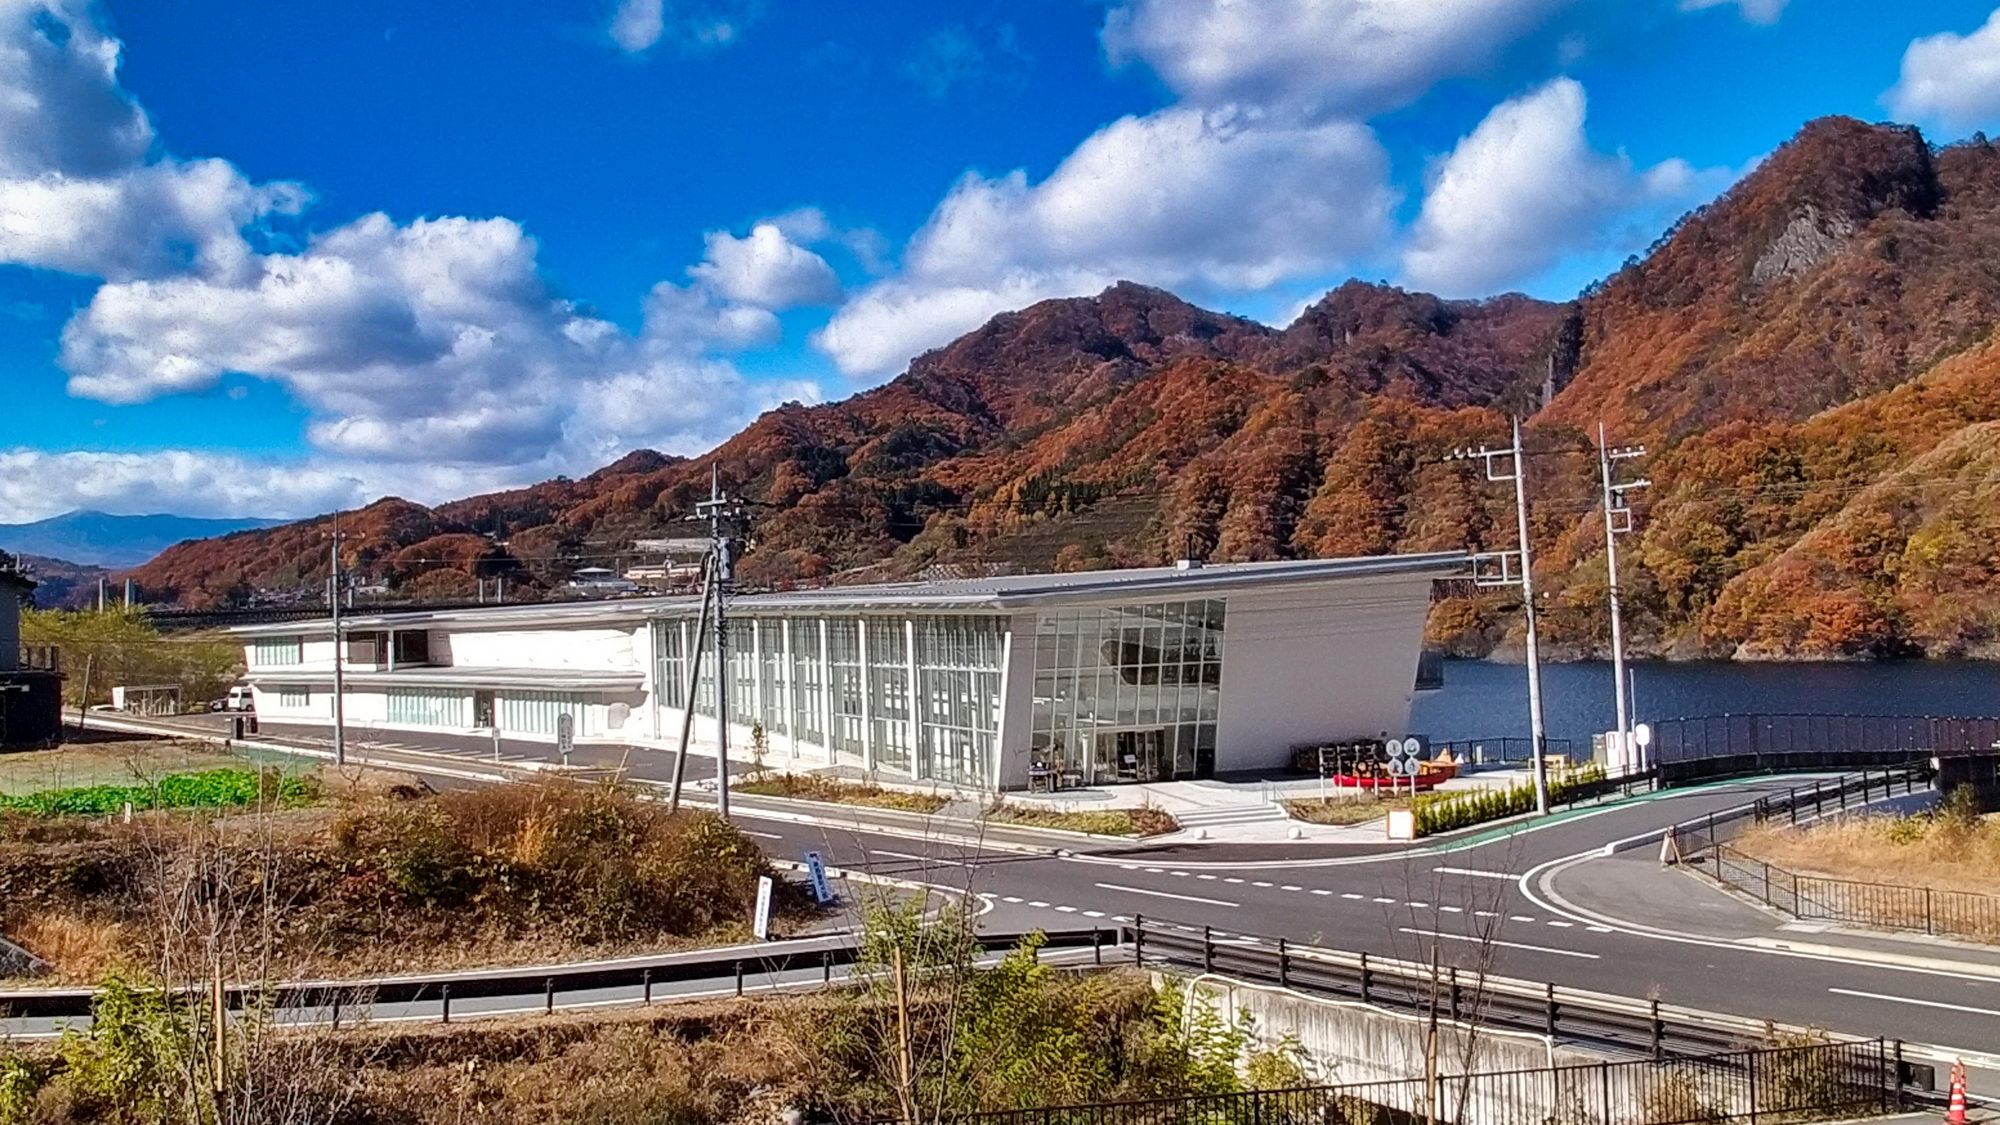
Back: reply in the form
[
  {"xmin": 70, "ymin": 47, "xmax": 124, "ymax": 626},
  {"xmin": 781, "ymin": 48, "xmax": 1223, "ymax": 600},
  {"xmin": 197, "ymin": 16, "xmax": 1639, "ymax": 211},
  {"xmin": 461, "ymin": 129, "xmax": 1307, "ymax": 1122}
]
[
  {"xmin": 1660, "ymin": 826, "xmax": 1681, "ymax": 867},
  {"xmin": 1945, "ymin": 1059, "xmax": 1968, "ymax": 1125}
]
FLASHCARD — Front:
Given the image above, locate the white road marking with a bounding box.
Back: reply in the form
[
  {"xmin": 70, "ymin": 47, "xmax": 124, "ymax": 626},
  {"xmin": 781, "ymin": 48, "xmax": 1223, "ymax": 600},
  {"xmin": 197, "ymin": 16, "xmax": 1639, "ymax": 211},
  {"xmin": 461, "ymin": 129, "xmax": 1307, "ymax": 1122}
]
[
  {"xmin": 1827, "ymin": 989, "xmax": 2000, "ymax": 1017},
  {"xmin": 1546, "ymin": 920, "xmax": 1574, "ymax": 928},
  {"xmin": 1253, "ymin": 881, "xmax": 1274, "ymax": 888},
  {"xmin": 1586, "ymin": 925, "xmax": 1613, "ymax": 933},
  {"xmin": 1144, "ymin": 867, "xmax": 1164, "ymax": 874},
  {"xmin": 1001, "ymin": 896, "xmax": 1022, "ymax": 903},
  {"xmin": 1280, "ymin": 884, "xmax": 1303, "ymax": 892},
  {"xmin": 1398, "ymin": 927, "xmax": 1602, "ymax": 960},
  {"xmin": 740, "ymin": 830, "xmax": 784, "ymax": 840},
  {"xmin": 1028, "ymin": 900, "xmax": 1050, "ymax": 909},
  {"xmin": 1170, "ymin": 870, "xmax": 1190, "ymax": 877},
  {"xmin": 873, "ymin": 849, "xmax": 971, "ymax": 868},
  {"xmin": 1473, "ymin": 910, "xmax": 1499, "ymax": 918},
  {"xmin": 1224, "ymin": 877, "xmax": 1245, "ymax": 884},
  {"xmin": 1373, "ymin": 897, "xmax": 1396, "ymax": 904},
  {"xmin": 1510, "ymin": 915, "xmax": 1536, "ymax": 923},
  {"xmin": 1082, "ymin": 910, "xmax": 1105, "ymax": 918},
  {"xmin": 1093, "ymin": 882, "xmax": 1240, "ymax": 908},
  {"xmin": 1196, "ymin": 874, "xmax": 1218, "ymax": 880},
  {"xmin": 1407, "ymin": 901, "xmax": 1430, "ymax": 909},
  {"xmin": 1341, "ymin": 893, "xmax": 1364, "ymax": 900},
  {"xmin": 1438, "ymin": 906, "xmax": 1463, "ymax": 913},
  {"xmin": 1054, "ymin": 905, "xmax": 1077, "ymax": 913},
  {"xmin": 1433, "ymin": 867, "xmax": 1522, "ymax": 881},
  {"xmin": 1311, "ymin": 889, "xmax": 1333, "ymax": 896}
]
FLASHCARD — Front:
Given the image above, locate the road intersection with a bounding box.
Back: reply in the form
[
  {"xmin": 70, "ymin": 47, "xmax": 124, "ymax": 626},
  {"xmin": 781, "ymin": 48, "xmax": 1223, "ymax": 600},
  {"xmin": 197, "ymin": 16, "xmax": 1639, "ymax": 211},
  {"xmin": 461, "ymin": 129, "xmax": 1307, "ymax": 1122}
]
[{"xmin": 61, "ymin": 713, "xmax": 2000, "ymax": 1073}]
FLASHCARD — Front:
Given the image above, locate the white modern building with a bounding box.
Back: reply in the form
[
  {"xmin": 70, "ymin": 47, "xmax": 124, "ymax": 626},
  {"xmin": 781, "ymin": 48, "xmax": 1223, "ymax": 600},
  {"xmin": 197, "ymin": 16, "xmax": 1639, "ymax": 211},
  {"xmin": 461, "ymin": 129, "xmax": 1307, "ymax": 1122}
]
[{"xmin": 229, "ymin": 553, "xmax": 1464, "ymax": 792}]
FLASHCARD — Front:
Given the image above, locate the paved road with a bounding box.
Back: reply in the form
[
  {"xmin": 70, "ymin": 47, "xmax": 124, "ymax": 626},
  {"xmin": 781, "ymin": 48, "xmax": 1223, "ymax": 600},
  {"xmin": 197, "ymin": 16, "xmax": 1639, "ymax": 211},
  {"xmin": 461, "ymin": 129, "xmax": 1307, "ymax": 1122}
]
[{"xmin": 72, "ymin": 713, "xmax": 2000, "ymax": 1066}]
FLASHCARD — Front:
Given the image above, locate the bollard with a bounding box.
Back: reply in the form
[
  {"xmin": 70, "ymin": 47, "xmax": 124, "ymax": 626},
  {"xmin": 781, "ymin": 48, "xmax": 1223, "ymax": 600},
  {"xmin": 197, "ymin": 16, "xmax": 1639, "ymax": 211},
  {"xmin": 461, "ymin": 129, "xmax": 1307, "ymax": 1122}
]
[
  {"xmin": 1544, "ymin": 982, "xmax": 1558, "ymax": 1037},
  {"xmin": 1093, "ymin": 929, "xmax": 1102, "ymax": 966},
  {"xmin": 330, "ymin": 993, "xmax": 341, "ymax": 1031},
  {"xmin": 734, "ymin": 960, "xmax": 744, "ymax": 997},
  {"xmin": 440, "ymin": 984, "xmax": 451, "ymax": 1025},
  {"xmin": 1449, "ymin": 967, "xmax": 1461, "ymax": 1022},
  {"xmin": 1202, "ymin": 926, "xmax": 1213, "ymax": 973},
  {"xmin": 1276, "ymin": 937, "xmax": 1289, "ymax": 989},
  {"xmin": 1650, "ymin": 999, "xmax": 1664, "ymax": 1060},
  {"xmin": 643, "ymin": 968, "xmax": 653, "ymax": 1006},
  {"xmin": 545, "ymin": 977, "xmax": 555, "ymax": 1015},
  {"xmin": 1132, "ymin": 915, "xmax": 1145, "ymax": 965},
  {"xmin": 823, "ymin": 951, "xmax": 833, "ymax": 984},
  {"xmin": 1359, "ymin": 952, "xmax": 1372, "ymax": 1002}
]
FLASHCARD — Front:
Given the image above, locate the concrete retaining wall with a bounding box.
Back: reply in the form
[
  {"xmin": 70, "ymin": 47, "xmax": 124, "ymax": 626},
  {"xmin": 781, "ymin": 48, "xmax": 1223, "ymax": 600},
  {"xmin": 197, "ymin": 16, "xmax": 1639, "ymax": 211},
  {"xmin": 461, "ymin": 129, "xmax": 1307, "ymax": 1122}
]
[{"xmin": 1162, "ymin": 970, "xmax": 1615, "ymax": 1121}]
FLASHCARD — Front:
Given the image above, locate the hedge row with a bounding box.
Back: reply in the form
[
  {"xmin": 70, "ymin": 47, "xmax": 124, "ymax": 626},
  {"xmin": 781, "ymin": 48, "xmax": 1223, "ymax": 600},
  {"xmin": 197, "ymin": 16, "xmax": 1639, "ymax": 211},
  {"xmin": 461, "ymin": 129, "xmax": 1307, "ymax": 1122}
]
[{"xmin": 1411, "ymin": 762, "xmax": 1608, "ymax": 836}]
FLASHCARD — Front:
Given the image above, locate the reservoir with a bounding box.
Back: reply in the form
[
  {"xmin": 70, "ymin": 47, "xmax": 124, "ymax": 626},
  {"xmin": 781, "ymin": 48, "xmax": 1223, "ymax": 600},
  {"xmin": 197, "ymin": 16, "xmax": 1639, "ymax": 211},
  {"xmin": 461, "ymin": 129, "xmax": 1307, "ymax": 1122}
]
[{"xmin": 1409, "ymin": 659, "xmax": 2000, "ymax": 746}]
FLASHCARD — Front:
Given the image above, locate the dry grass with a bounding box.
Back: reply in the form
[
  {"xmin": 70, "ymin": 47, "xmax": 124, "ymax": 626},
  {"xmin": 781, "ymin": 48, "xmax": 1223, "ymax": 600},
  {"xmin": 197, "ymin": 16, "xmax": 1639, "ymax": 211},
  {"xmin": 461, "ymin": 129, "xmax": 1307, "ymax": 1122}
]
[
  {"xmin": 735, "ymin": 772, "xmax": 950, "ymax": 813},
  {"xmin": 984, "ymin": 804, "xmax": 1179, "ymax": 836},
  {"xmin": 0, "ymin": 778, "xmax": 804, "ymax": 984},
  {"xmin": 1282, "ymin": 796, "xmax": 1409, "ymax": 826},
  {"xmin": 1732, "ymin": 813, "xmax": 2000, "ymax": 895}
]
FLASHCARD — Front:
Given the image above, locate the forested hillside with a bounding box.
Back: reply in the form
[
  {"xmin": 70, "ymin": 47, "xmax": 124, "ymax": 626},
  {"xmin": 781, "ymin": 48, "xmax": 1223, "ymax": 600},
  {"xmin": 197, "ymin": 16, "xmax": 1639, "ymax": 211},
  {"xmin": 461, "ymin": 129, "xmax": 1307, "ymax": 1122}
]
[{"xmin": 127, "ymin": 117, "xmax": 2000, "ymax": 660}]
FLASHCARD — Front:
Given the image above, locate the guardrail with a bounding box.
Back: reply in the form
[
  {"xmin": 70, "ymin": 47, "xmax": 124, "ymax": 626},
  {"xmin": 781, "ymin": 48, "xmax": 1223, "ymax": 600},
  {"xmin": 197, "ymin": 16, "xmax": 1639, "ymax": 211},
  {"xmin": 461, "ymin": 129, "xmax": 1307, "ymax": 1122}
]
[
  {"xmin": 1116, "ymin": 918, "xmax": 1928, "ymax": 1076},
  {"xmin": 0, "ymin": 927, "xmax": 1121, "ymax": 1025},
  {"xmin": 1650, "ymin": 713, "xmax": 1999, "ymax": 772},
  {"xmin": 938, "ymin": 1038, "xmax": 1899, "ymax": 1125}
]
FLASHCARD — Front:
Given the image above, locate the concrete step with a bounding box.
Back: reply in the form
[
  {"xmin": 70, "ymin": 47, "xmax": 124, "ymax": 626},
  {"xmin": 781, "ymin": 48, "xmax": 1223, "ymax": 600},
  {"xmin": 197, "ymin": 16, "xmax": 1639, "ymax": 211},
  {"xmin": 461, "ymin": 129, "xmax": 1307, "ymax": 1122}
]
[{"xmin": 1173, "ymin": 803, "xmax": 1290, "ymax": 828}]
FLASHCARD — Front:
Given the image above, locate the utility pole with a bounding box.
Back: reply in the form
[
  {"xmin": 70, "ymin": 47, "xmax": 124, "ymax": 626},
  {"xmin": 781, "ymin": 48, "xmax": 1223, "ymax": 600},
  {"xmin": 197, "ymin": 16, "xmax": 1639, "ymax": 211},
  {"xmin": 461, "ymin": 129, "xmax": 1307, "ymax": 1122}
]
[
  {"xmin": 694, "ymin": 466, "xmax": 748, "ymax": 821},
  {"xmin": 665, "ymin": 554, "xmax": 716, "ymax": 814},
  {"xmin": 329, "ymin": 529, "xmax": 348, "ymax": 767},
  {"xmin": 1450, "ymin": 418, "xmax": 1551, "ymax": 814},
  {"xmin": 1597, "ymin": 422, "xmax": 1648, "ymax": 770}
]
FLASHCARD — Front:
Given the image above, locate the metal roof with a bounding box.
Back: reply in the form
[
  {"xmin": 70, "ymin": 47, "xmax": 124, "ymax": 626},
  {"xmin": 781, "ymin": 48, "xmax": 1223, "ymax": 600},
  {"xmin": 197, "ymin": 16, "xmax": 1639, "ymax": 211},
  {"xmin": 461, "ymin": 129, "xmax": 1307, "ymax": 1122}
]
[
  {"xmin": 226, "ymin": 552, "xmax": 1467, "ymax": 635},
  {"xmin": 244, "ymin": 666, "xmax": 644, "ymax": 690}
]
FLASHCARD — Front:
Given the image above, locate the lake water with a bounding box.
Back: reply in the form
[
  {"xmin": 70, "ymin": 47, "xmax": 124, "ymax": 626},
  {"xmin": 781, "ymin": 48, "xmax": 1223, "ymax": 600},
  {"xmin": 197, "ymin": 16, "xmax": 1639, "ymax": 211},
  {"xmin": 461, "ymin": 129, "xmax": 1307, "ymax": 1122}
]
[{"xmin": 1409, "ymin": 659, "xmax": 2000, "ymax": 746}]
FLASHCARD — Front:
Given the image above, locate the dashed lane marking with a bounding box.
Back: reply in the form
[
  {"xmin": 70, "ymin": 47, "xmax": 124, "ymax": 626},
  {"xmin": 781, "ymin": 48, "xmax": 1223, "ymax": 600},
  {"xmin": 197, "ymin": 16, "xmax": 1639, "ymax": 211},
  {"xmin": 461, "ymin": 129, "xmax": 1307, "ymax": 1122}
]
[
  {"xmin": 1433, "ymin": 866, "xmax": 1523, "ymax": 880},
  {"xmin": 1093, "ymin": 882, "xmax": 1241, "ymax": 908},
  {"xmin": 873, "ymin": 849, "xmax": 974, "ymax": 868},
  {"xmin": 1398, "ymin": 927, "xmax": 1601, "ymax": 960},
  {"xmin": 1342, "ymin": 893, "xmax": 1364, "ymax": 900},
  {"xmin": 1510, "ymin": 915, "xmax": 1536, "ymax": 923},
  {"xmin": 1310, "ymin": 889, "xmax": 1333, "ymax": 896}
]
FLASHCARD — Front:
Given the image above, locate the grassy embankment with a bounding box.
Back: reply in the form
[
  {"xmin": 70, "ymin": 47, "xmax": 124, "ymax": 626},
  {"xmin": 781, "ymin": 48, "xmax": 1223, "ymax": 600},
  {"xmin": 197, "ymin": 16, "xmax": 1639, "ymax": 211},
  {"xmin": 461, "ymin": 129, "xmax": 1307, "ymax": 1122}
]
[
  {"xmin": 1731, "ymin": 788, "xmax": 2000, "ymax": 896},
  {"xmin": 0, "ymin": 738, "xmax": 797, "ymax": 983}
]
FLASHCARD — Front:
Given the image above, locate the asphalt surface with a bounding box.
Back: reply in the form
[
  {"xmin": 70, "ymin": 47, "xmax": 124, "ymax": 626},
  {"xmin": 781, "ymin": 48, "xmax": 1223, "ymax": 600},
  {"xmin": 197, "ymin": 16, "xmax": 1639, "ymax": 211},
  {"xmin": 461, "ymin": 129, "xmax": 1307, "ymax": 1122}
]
[{"xmin": 49, "ymin": 712, "xmax": 2000, "ymax": 1066}]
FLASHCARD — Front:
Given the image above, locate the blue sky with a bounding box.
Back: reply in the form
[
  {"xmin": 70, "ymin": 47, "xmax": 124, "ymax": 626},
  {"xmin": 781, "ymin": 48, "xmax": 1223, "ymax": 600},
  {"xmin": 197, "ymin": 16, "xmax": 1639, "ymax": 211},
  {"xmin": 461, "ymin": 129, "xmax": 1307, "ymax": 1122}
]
[{"xmin": 4, "ymin": 0, "xmax": 2000, "ymax": 522}]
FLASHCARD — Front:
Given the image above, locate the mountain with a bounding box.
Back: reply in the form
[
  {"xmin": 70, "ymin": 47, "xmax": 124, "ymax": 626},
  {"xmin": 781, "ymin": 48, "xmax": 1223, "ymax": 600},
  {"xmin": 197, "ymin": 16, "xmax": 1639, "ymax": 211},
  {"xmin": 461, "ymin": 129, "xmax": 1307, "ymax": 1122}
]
[
  {"xmin": 123, "ymin": 116, "xmax": 2000, "ymax": 660},
  {"xmin": 0, "ymin": 511, "xmax": 287, "ymax": 570},
  {"xmin": 9, "ymin": 554, "xmax": 112, "ymax": 608}
]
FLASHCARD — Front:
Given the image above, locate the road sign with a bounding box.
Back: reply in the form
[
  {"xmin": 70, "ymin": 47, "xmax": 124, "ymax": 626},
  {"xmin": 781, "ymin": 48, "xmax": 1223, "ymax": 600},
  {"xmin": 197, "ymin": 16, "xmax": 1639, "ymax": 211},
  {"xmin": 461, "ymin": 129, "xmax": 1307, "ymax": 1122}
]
[
  {"xmin": 804, "ymin": 850, "xmax": 834, "ymax": 904},
  {"xmin": 1633, "ymin": 722, "xmax": 1654, "ymax": 748},
  {"xmin": 752, "ymin": 875, "xmax": 774, "ymax": 940},
  {"xmin": 556, "ymin": 712, "xmax": 575, "ymax": 766}
]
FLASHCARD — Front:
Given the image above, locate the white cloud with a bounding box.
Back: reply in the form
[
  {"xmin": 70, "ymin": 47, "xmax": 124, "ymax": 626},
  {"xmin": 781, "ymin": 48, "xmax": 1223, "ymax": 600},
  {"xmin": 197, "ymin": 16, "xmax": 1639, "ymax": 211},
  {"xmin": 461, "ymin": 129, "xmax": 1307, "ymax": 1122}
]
[
  {"xmin": 0, "ymin": 2, "xmax": 303, "ymax": 281},
  {"xmin": 1400, "ymin": 78, "xmax": 1706, "ymax": 296},
  {"xmin": 0, "ymin": 449, "xmax": 368, "ymax": 523},
  {"xmin": 1884, "ymin": 8, "xmax": 2000, "ymax": 131},
  {"xmin": 689, "ymin": 221, "xmax": 841, "ymax": 308},
  {"xmin": 59, "ymin": 212, "xmax": 815, "ymax": 468},
  {"xmin": 1678, "ymin": 0, "xmax": 1787, "ymax": 25},
  {"xmin": 815, "ymin": 105, "xmax": 1392, "ymax": 377},
  {"xmin": 1101, "ymin": 0, "xmax": 1571, "ymax": 118},
  {"xmin": 606, "ymin": 0, "xmax": 760, "ymax": 55}
]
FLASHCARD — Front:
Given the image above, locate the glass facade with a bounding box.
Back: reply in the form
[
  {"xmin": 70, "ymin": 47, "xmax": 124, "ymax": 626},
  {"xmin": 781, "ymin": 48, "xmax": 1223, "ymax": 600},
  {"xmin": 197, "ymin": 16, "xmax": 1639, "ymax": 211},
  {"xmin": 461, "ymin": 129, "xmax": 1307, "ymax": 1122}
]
[
  {"xmin": 656, "ymin": 611, "xmax": 1006, "ymax": 788},
  {"xmin": 1029, "ymin": 599, "xmax": 1227, "ymax": 785},
  {"xmin": 387, "ymin": 687, "xmax": 470, "ymax": 728},
  {"xmin": 655, "ymin": 620, "xmax": 688, "ymax": 710},
  {"xmin": 500, "ymin": 690, "xmax": 594, "ymax": 736},
  {"xmin": 251, "ymin": 635, "xmax": 303, "ymax": 667}
]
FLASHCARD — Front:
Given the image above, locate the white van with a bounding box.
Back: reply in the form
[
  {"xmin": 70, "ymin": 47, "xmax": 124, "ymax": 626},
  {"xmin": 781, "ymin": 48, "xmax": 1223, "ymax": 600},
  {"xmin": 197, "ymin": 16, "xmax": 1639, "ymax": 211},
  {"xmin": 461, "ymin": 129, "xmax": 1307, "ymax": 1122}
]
[{"xmin": 210, "ymin": 685, "xmax": 255, "ymax": 713}]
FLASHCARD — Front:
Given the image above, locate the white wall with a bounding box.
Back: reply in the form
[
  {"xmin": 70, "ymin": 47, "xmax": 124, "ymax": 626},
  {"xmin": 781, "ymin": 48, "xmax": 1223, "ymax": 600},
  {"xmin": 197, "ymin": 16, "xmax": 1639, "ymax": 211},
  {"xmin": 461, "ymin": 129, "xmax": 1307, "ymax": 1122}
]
[
  {"xmin": 1211, "ymin": 575, "xmax": 1433, "ymax": 772},
  {"xmin": 439, "ymin": 626, "xmax": 640, "ymax": 671},
  {"xmin": 993, "ymin": 611, "xmax": 1037, "ymax": 791}
]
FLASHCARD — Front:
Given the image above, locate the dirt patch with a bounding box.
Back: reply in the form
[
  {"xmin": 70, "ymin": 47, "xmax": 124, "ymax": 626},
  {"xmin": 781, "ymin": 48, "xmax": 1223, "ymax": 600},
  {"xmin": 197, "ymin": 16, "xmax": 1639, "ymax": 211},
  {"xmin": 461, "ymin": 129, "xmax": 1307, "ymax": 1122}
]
[{"xmin": 0, "ymin": 736, "xmax": 291, "ymax": 796}]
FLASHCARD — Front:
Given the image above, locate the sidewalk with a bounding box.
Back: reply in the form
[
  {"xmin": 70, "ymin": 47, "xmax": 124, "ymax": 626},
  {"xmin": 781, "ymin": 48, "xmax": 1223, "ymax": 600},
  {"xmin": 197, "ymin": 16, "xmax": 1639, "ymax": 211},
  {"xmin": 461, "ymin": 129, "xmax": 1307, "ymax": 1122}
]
[{"xmin": 1544, "ymin": 849, "xmax": 2000, "ymax": 979}]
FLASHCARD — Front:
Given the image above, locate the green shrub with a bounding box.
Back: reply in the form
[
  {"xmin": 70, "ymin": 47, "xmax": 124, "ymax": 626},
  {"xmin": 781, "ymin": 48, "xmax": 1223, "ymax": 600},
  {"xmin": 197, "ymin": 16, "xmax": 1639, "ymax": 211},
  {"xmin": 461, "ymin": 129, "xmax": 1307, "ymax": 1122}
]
[
  {"xmin": 0, "ymin": 769, "xmax": 315, "ymax": 817},
  {"xmin": 1410, "ymin": 763, "xmax": 1607, "ymax": 836}
]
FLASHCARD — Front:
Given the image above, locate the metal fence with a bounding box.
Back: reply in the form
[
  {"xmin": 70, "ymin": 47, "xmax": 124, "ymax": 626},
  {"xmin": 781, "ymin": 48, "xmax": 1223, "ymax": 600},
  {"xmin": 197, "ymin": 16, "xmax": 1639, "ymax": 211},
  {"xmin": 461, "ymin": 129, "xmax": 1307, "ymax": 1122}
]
[
  {"xmin": 938, "ymin": 1039, "xmax": 1897, "ymax": 1125},
  {"xmin": 1650, "ymin": 713, "xmax": 2000, "ymax": 773},
  {"xmin": 14, "ymin": 644, "xmax": 58, "ymax": 673},
  {"xmin": 1430, "ymin": 736, "xmax": 1579, "ymax": 768},
  {"xmin": 1706, "ymin": 846, "xmax": 2000, "ymax": 941}
]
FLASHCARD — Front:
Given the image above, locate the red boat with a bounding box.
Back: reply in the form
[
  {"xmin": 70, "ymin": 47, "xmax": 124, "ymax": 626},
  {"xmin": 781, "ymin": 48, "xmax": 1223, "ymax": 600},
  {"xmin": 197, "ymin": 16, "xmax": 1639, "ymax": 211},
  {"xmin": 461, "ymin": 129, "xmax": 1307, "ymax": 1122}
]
[{"xmin": 1327, "ymin": 763, "xmax": 1456, "ymax": 791}]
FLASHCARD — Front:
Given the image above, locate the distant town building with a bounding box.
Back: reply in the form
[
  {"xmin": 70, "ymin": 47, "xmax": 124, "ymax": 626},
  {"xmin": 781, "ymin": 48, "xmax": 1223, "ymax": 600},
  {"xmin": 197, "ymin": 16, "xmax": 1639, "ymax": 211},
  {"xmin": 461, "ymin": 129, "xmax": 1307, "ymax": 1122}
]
[
  {"xmin": 226, "ymin": 553, "xmax": 1463, "ymax": 792},
  {"xmin": 565, "ymin": 567, "xmax": 639, "ymax": 593}
]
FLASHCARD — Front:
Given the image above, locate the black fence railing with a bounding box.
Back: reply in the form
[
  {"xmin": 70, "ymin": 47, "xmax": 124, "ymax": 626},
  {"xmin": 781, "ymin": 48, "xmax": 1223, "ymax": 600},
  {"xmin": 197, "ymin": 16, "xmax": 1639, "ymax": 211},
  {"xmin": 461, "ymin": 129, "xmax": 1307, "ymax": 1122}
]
[
  {"xmin": 13, "ymin": 644, "xmax": 58, "ymax": 674},
  {"xmin": 1707, "ymin": 846, "xmax": 2000, "ymax": 942},
  {"xmin": 941, "ymin": 1039, "xmax": 1898, "ymax": 1125},
  {"xmin": 1649, "ymin": 713, "xmax": 2000, "ymax": 775},
  {"xmin": 1430, "ymin": 736, "xmax": 1580, "ymax": 768}
]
